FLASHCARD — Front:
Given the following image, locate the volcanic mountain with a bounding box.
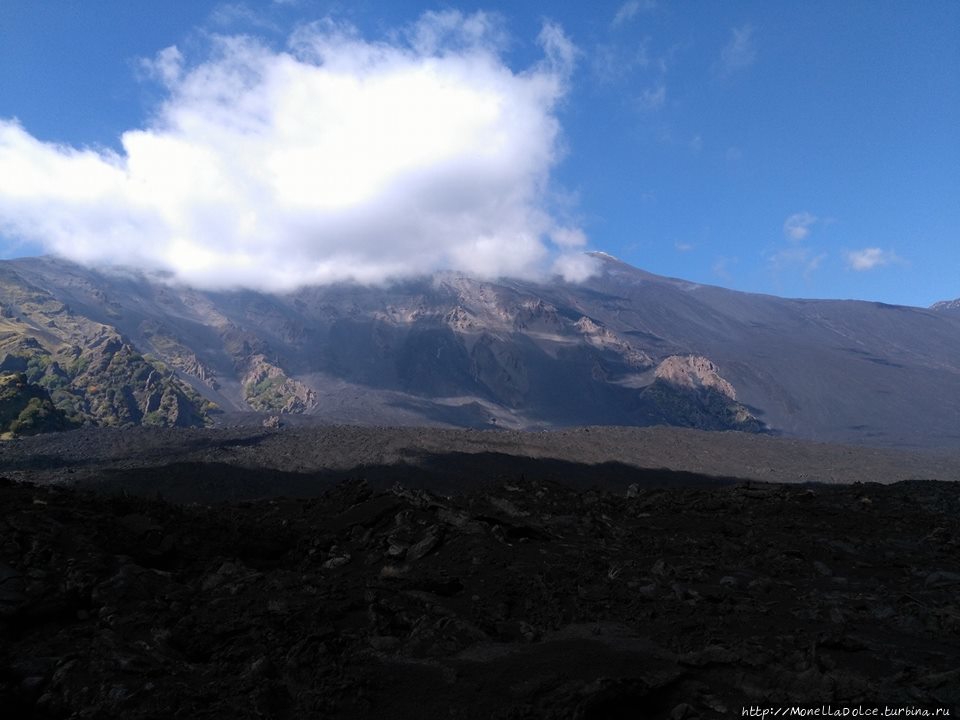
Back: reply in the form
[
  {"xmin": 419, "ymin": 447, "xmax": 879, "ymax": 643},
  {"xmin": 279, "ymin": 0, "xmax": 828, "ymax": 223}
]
[{"xmin": 1, "ymin": 253, "xmax": 958, "ymax": 448}]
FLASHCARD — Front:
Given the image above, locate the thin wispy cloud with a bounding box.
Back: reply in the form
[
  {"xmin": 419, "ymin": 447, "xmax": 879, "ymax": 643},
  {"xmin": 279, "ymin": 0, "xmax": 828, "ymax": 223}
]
[
  {"xmin": 845, "ymin": 248, "xmax": 902, "ymax": 271},
  {"xmin": 717, "ymin": 24, "xmax": 756, "ymax": 77},
  {"xmin": 783, "ymin": 212, "xmax": 817, "ymax": 241},
  {"xmin": 537, "ymin": 20, "xmax": 580, "ymax": 75},
  {"xmin": 591, "ymin": 41, "xmax": 650, "ymax": 85},
  {"xmin": 0, "ymin": 12, "xmax": 594, "ymax": 290},
  {"xmin": 637, "ymin": 82, "xmax": 666, "ymax": 111},
  {"xmin": 140, "ymin": 45, "xmax": 184, "ymax": 86},
  {"xmin": 611, "ymin": 1, "xmax": 656, "ymax": 28},
  {"xmin": 771, "ymin": 212, "xmax": 825, "ymax": 279},
  {"xmin": 209, "ymin": 3, "xmax": 282, "ymax": 31},
  {"xmin": 713, "ymin": 256, "xmax": 737, "ymax": 282},
  {"xmin": 769, "ymin": 246, "xmax": 827, "ymax": 278}
]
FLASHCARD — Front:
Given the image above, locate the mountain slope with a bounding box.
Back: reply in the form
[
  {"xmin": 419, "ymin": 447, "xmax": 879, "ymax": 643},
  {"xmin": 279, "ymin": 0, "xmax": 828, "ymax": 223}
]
[
  {"xmin": 0, "ymin": 262, "xmax": 215, "ymax": 429},
  {"xmin": 1, "ymin": 254, "xmax": 959, "ymax": 447},
  {"xmin": 566, "ymin": 255, "xmax": 960, "ymax": 447}
]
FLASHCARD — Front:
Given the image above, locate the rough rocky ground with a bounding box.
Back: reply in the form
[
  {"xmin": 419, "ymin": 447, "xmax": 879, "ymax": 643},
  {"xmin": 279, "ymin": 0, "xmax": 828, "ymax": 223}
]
[{"xmin": 1, "ymin": 458, "xmax": 959, "ymax": 718}]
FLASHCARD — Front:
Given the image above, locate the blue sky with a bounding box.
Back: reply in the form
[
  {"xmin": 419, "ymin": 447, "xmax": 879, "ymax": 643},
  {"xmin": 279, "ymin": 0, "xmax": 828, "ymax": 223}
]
[{"xmin": 0, "ymin": 1, "xmax": 957, "ymax": 305}]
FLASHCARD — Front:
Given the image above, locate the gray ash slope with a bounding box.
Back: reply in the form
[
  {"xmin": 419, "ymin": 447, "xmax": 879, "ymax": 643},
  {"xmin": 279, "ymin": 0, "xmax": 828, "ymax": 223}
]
[
  {"xmin": 5, "ymin": 425, "xmax": 960, "ymax": 503},
  {"xmin": 3, "ymin": 253, "xmax": 960, "ymax": 447}
]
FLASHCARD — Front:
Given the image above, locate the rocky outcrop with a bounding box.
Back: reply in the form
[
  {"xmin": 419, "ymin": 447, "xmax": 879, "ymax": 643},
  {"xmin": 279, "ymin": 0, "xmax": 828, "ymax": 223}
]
[
  {"xmin": 575, "ymin": 317, "xmax": 653, "ymax": 367},
  {"xmin": 138, "ymin": 319, "xmax": 219, "ymax": 389},
  {"xmin": 241, "ymin": 354, "xmax": 317, "ymax": 413},
  {"xmin": 68, "ymin": 331, "xmax": 212, "ymax": 427},
  {"xmin": 444, "ymin": 305, "xmax": 477, "ymax": 332},
  {"xmin": 645, "ymin": 355, "xmax": 762, "ymax": 432},
  {"xmin": 0, "ymin": 335, "xmax": 212, "ymax": 430},
  {"xmin": 512, "ymin": 298, "xmax": 563, "ymax": 332},
  {"xmin": 654, "ymin": 355, "xmax": 738, "ymax": 399}
]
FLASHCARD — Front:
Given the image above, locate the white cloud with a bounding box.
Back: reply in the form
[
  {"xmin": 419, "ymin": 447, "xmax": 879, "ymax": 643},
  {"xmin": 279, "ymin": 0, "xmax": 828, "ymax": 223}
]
[
  {"xmin": 845, "ymin": 247, "xmax": 902, "ymax": 271},
  {"xmin": 140, "ymin": 45, "xmax": 184, "ymax": 87},
  {"xmin": 717, "ymin": 24, "xmax": 756, "ymax": 77},
  {"xmin": 675, "ymin": 242, "xmax": 693, "ymax": 253},
  {"xmin": 0, "ymin": 12, "xmax": 585, "ymax": 291},
  {"xmin": 550, "ymin": 227, "xmax": 588, "ymax": 248},
  {"xmin": 552, "ymin": 252, "xmax": 600, "ymax": 282},
  {"xmin": 783, "ymin": 211, "xmax": 817, "ymax": 241}
]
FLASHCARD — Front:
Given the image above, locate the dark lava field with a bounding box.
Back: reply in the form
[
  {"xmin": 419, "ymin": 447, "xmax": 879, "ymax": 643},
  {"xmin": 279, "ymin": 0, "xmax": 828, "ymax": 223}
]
[{"xmin": 2, "ymin": 427, "xmax": 959, "ymax": 718}]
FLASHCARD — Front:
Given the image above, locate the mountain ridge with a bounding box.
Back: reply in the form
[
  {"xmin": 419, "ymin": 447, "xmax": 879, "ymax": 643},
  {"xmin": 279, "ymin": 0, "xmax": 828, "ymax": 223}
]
[{"xmin": 932, "ymin": 298, "xmax": 960, "ymax": 314}]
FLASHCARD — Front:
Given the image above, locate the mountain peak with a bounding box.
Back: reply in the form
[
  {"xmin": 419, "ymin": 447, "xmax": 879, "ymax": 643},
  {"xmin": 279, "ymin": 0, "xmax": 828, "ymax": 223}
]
[{"xmin": 587, "ymin": 250, "xmax": 624, "ymax": 264}]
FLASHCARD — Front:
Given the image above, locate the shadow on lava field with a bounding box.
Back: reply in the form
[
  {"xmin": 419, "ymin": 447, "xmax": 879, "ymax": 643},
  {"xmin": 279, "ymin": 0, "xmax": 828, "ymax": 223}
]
[{"xmin": 82, "ymin": 453, "xmax": 746, "ymax": 504}]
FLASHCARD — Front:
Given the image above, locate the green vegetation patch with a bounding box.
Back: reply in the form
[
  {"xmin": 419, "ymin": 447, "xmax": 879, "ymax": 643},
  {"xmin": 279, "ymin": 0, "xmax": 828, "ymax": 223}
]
[{"xmin": 0, "ymin": 372, "xmax": 74, "ymax": 436}]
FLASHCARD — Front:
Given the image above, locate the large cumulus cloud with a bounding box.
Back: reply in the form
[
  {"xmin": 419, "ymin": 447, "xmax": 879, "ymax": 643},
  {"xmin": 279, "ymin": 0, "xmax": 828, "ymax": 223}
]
[{"xmin": 0, "ymin": 12, "xmax": 594, "ymax": 290}]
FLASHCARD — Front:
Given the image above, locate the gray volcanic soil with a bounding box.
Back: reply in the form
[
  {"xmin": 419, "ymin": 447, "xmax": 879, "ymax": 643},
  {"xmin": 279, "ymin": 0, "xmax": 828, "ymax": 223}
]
[{"xmin": 3, "ymin": 425, "xmax": 960, "ymax": 501}]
